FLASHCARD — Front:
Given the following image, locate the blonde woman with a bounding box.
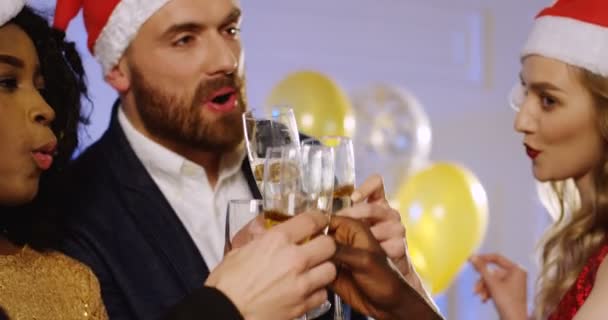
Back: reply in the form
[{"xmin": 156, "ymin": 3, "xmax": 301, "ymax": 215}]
[{"xmin": 471, "ymin": 0, "xmax": 608, "ymax": 319}]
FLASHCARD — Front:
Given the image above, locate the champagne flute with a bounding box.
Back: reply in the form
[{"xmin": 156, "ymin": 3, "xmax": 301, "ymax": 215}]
[
  {"xmin": 303, "ymin": 136, "xmax": 355, "ymax": 320},
  {"xmin": 262, "ymin": 145, "xmax": 335, "ymax": 226},
  {"xmin": 321, "ymin": 136, "xmax": 356, "ymax": 212},
  {"xmin": 300, "ymin": 142, "xmax": 335, "ymax": 215},
  {"xmin": 242, "ymin": 106, "xmax": 300, "ymax": 191},
  {"xmin": 298, "ymin": 142, "xmax": 335, "ymax": 319},
  {"xmin": 262, "ymin": 145, "xmax": 335, "ymax": 320},
  {"xmin": 262, "ymin": 145, "xmax": 304, "ymax": 228},
  {"xmin": 224, "ymin": 199, "xmax": 264, "ymax": 254}
]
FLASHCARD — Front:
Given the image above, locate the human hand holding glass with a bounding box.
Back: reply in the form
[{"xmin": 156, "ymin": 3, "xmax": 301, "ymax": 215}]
[{"xmin": 262, "ymin": 144, "xmax": 335, "ymax": 319}]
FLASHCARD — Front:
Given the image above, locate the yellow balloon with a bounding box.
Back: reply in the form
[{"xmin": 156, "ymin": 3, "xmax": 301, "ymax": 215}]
[
  {"xmin": 266, "ymin": 71, "xmax": 354, "ymax": 138},
  {"xmin": 394, "ymin": 162, "xmax": 488, "ymax": 295}
]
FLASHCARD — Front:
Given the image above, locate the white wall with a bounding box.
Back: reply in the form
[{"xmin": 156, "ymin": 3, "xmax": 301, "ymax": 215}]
[{"xmin": 37, "ymin": 0, "xmax": 555, "ymax": 318}]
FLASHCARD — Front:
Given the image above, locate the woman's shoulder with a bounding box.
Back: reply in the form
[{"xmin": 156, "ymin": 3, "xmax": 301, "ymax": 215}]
[
  {"xmin": 0, "ymin": 246, "xmax": 101, "ymax": 293},
  {"xmin": 37, "ymin": 249, "xmax": 108, "ymax": 318},
  {"xmin": 593, "ymin": 243, "xmax": 608, "ymax": 283},
  {"xmin": 571, "ymin": 243, "xmax": 608, "ymax": 319},
  {"xmin": 583, "ymin": 243, "xmax": 608, "ymax": 283},
  {"xmin": 35, "ymin": 247, "xmax": 99, "ymax": 285},
  {"xmin": 0, "ymin": 247, "xmax": 107, "ymax": 319}
]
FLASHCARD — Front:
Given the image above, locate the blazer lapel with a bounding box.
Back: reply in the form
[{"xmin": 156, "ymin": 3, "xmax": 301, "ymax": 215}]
[
  {"xmin": 105, "ymin": 101, "xmax": 209, "ymax": 290},
  {"xmin": 241, "ymin": 157, "xmax": 262, "ymax": 199}
]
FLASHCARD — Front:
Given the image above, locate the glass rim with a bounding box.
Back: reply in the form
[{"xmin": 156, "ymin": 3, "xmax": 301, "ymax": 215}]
[
  {"xmin": 302, "ymin": 136, "xmax": 353, "ymax": 147},
  {"xmin": 265, "ymin": 144, "xmax": 299, "ymax": 153},
  {"xmin": 300, "ymin": 142, "xmax": 335, "ymax": 153},
  {"xmin": 301, "ymin": 137, "xmax": 318, "ymax": 145},
  {"xmin": 320, "ymin": 136, "xmax": 353, "ymax": 144},
  {"xmin": 317, "ymin": 135, "xmax": 352, "ymax": 140},
  {"xmin": 242, "ymin": 109, "xmax": 258, "ymax": 120},
  {"xmin": 228, "ymin": 199, "xmax": 264, "ymax": 205},
  {"xmin": 264, "ymin": 145, "xmax": 301, "ymax": 163},
  {"xmin": 242, "ymin": 106, "xmax": 295, "ymax": 120}
]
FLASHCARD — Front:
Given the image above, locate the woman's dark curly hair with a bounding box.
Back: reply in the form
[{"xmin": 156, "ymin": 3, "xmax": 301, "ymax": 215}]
[{"xmin": 1, "ymin": 6, "xmax": 89, "ymax": 250}]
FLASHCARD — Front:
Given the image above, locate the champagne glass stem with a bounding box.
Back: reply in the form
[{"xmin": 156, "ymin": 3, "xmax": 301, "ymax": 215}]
[{"xmin": 334, "ymin": 295, "xmax": 344, "ymax": 320}]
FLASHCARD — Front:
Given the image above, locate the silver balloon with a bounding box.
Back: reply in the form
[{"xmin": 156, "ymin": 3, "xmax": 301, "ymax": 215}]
[{"xmin": 351, "ymin": 84, "xmax": 432, "ymax": 195}]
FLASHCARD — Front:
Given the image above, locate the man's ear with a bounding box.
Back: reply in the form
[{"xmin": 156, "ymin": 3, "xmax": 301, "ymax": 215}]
[{"xmin": 105, "ymin": 57, "xmax": 131, "ymax": 93}]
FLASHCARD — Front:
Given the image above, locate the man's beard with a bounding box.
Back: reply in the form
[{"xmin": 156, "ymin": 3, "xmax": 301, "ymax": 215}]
[{"xmin": 130, "ymin": 66, "xmax": 246, "ymax": 153}]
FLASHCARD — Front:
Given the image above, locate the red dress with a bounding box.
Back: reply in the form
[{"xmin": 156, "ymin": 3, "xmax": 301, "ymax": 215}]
[{"xmin": 547, "ymin": 244, "xmax": 608, "ymax": 320}]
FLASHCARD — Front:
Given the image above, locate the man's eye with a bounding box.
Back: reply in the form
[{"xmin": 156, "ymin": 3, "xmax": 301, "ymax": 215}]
[{"xmin": 174, "ymin": 35, "xmax": 195, "ymax": 47}]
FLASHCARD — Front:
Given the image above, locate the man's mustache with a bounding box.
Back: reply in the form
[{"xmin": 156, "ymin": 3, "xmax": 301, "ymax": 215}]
[{"xmin": 194, "ymin": 75, "xmax": 241, "ymax": 105}]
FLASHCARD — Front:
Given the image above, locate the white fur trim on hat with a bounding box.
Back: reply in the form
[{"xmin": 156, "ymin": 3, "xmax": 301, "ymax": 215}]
[
  {"xmin": 522, "ymin": 15, "xmax": 608, "ymax": 77},
  {"xmin": 94, "ymin": 0, "xmax": 172, "ymax": 74},
  {"xmin": 0, "ymin": 0, "xmax": 25, "ymax": 26}
]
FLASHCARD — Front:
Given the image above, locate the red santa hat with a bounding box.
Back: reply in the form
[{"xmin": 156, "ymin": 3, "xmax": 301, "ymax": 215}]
[
  {"xmin": 0, "ymin": 0, "xmax": 25, "ymax": 26},
  {"xmin": 53, "ymin": 0, "xmax": 173, "ymax": 74},
  {"xmin": 522, "ymin": 0, "xmax": 608, "ymax": 77}
]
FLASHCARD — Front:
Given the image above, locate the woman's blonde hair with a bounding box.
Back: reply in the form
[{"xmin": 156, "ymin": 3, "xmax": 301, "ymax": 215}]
[{"xmin": 534, "ymin": 68, "xmax": 608, "ymax": 319}]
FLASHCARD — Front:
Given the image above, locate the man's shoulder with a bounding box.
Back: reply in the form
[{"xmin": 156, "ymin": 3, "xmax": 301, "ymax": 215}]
[
  {"xmin": 72, "ymin": 131, "xmax": 114, "ymax": 169},
  {"xmin": 64, "ymin": 131, "xmax": 126, "ymax": 216},
  {"xmin": 69, "ymin": 123, "xmax": 132, "ymax": 185}
]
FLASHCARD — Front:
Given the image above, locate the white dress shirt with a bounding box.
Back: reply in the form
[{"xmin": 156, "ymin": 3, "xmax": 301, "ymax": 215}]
[{"xmin": 118, "ymin": 108, "xmax": 252, "ymax": 270}]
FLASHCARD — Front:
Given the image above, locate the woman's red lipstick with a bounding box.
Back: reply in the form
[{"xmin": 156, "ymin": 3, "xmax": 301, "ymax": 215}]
[{"xmin": 525, "ymin": 144, "xmax": 541, "ymax": 160}]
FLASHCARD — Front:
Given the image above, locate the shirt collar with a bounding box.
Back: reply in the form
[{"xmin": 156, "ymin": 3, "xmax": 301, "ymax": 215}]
[{"xmin": 118, "ymin": 107, "xmax": 246, "ymax": 183}]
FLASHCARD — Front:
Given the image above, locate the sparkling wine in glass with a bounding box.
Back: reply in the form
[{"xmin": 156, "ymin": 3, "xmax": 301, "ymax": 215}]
[
  {"xmin": 304, "ymin": 136, "xmax": 355, "ymax": 320},
  {"xmin": 242, "ymin": 106, "xmax": 300, "ymax": 191},
  {"xmin": 262, "ymin": 144, "xmax": 335, "ymax": 320},
  {"xmin": 224, "ymin": 199, "xmax": 264, "ymax": 253}
]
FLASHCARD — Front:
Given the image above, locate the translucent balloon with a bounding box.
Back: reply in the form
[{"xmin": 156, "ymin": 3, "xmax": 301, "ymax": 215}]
[{"xmin": 351, "ymin": 84, "xmax": 431, "ymax": 193}]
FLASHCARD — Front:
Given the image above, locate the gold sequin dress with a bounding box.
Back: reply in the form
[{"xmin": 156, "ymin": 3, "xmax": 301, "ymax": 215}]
[{"xmin": 0, "ymin": 246, "xmax": 107, "ymax": 319}]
